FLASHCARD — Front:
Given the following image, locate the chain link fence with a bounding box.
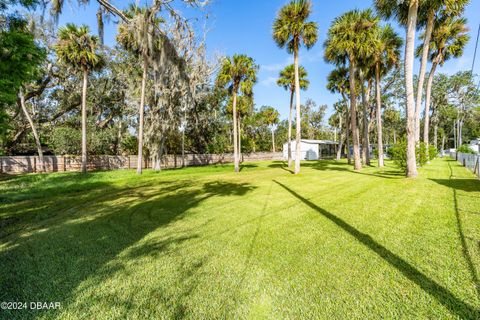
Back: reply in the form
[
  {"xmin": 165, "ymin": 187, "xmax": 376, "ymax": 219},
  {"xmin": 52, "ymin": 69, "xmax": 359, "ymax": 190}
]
[{"xmin": 451, "ymin": 152, "xmax": 480, "ymax": 179}]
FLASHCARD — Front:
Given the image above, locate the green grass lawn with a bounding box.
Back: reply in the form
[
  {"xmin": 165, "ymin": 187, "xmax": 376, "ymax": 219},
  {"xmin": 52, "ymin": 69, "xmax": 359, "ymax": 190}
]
[{"xmin": 1, "ymin": 158, "xmax": 479, "ymax": 319}]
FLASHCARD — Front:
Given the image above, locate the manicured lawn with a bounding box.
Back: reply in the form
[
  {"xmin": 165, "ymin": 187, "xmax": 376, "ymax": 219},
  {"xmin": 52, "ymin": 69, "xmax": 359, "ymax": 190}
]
[{"xmin": 0, "ymin": 158, "xmax": 479, "ymax": 319}]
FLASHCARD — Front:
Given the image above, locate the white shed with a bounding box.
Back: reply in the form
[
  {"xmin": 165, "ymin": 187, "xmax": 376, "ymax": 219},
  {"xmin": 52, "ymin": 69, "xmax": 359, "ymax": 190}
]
[{"xmin": 282, "ymin": 139, "xmax": 337, "ymax": 160}]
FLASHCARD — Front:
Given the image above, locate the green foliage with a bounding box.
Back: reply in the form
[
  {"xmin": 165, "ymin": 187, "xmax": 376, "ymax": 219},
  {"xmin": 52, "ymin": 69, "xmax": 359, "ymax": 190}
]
[
  {"xmin": 277, "ymin": 64, "xmax": 309, "ymax": 92},
  {"xmin": 428, "ymin": 145, "xmax": 437, "ymax": 160},
  {"xmin": 417, "ymin": 143, "xmax": 428, "ymax": 167},
  {"xmin": 121, "ymin": 135, "xmax": 138, "ymax": 155},
  {"xmin": 389, "ymin": 139, "xmax": 407, "ymax": 171},
  {"xmin": 272, "ymin": 0, "xmax": 318, "ymax": 54},
  {"xmin": 324, "ymin": 9, "xmax": 379, "ymax": 65},
  {"xmin": 50, "ymin": 127, "xmax": 81, "ymax": 155},
  {"xmin": 50, "ymin": 125, "xmax": 119, "ymax": 155},
  {"xmin": 389, "ymin": 139, "xmax": 433, "ymax": 171},
  {"xmin": 55, "ymin": 23, "xmax": 104, "ymax": 72},
  {"xmin": 457, "ymin": 144, "xmax": 477, "ymax": 154},
  {"xmin": 0, "ymin": 15, "xmax": 46, "ymax": 105}
]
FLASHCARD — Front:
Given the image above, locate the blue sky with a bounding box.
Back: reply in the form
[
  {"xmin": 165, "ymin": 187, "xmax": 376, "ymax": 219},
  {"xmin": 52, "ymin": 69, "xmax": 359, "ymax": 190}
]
[{"xmin": 54, "ymin": 0, "xmax": 480, "ymax": 121}]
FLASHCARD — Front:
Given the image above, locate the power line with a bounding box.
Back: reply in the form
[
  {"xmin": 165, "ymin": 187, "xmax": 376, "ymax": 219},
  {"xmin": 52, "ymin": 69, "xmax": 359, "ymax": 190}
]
[{"xmin": 472, "ymin": 23, "xmax": 480, "ymax": 74}]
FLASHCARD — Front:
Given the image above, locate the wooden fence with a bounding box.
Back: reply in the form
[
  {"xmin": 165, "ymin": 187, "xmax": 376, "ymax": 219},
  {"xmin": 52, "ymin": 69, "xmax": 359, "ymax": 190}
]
[{"xmin": 0, "ymin": 152, "xmax": 284, "ymax": 174}]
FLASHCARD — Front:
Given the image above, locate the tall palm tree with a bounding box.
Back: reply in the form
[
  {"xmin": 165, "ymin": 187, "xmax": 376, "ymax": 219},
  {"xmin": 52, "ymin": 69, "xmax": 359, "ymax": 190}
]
[
  {"xmin": 420, "ymin": 16, "xmax": 469, "ymax": 146},
  {"xmin": 260, "ymin": 106, "xmax": 280, "ymax": 152},
  {"xmin": 55, "ymin": 23, "xmax": 103, "ymax": 174},
  {"xmin": 216, "ymin": 54, "xmax": 258, "ymax": 172},
  {"xmin": 324, "ymin": 9, "xmax": 378, "ymax": 171},
  {"xmin": 373, "ymin": 24, "xmax": 402, "ymax": 167},
  {"xmin": 117, "ymin": 5, "xmax": 163, "ymax": 174},
  {"xmin": 375, "ymin": 0, "xmax": 419, "ymax": 177},
  {"xmin": 273, "ymin": 0, "xmax": 318, "ymax": 174},
  {"xmin": 326, "ymin": 67, "xmax": 351, "ymax": 164},
  {"xmin": 413, "ymin": 0, "xmax": 468, "ymax": 143},
  {"xmin": 277, "ymin": 64, "xmax": 309, "ymax": 167}
]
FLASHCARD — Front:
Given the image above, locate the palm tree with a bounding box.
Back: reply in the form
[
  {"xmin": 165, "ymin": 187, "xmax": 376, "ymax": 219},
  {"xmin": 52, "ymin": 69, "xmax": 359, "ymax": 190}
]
[
  {"xmin": 373, "ymin": 24, "xmax": 402, "ymax": 167},
  {"xmin": 324, "ymin": 9, "xmax": 378, "ymax": 171},
  {"xmin": 227, "ymin": 94, "xmax": 253, "ymax": 162},
  {"xmin": 216, "ymin": 54, "xmax": 258, "ymax": 172},
  {"xmin": 375, "ymin": 0, "xmax": 419, "ymax": 177},
  {"xmin": 413, "ymin": 0, "xmax": 468, "ymax": 143},
  {"xmin": 260, "ymin": 106, "xmax": 280, "ymax": 152},
  {"xmin": 420, "ymin": 16, "xmax": 469, "ymax": 147},
  {"xmin": 277, "ymin": 64, "xmax": 309, "ymax": 167},
  {"xmin": 273, "ymin": 0, "xmax": 318, "ymax": 174},
  {"xmin": 117, "ymin": 5, "xmax": 163, "ymax": 174},
  {"xmin": 326, "ymin": 67, "xmax": 351, "ymax": 164},
  {"xmin": 55, "ymin": 23, "xmax": 103, "ymax": 174}
]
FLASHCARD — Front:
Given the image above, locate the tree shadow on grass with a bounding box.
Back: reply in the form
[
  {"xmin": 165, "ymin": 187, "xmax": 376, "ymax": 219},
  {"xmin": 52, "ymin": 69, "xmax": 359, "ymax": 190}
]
[
  {"xmin": 301, "ymin": 160, "xmax": 404, "ymax": 180},
  {"xmin": 274, "ymin": 180, "xmax": 479, "ymax": 319},
  {"xmin": 239, "ymin": 164, "xmax": 258, "ymax": 171},
  {"xmin": 430, "ymin": 161, "xmax": 480, "ymax": 303},
  {"xmin": 0, "ymin": 178, "xmax": 256, "ymax": 319},
  {"xmin": 268, "ymin": 161, "xmax": 293, "ymax": 174}
]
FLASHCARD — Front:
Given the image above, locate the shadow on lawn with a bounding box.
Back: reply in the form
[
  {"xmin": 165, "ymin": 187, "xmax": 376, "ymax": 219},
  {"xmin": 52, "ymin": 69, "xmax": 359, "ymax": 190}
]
[
  {"xmin": 274, "ymin": 180, "xmax": 480, "ymax": 319},
  {"xmin": 301, "ymin": 160, "xmax": 404, "ymax": 180},
  {"xmin": 430, "ymin": 161, "xmax": 480, "ymax": 303},
  {"xmin": 268, "ymin": 161, "xmax": 293, "ymax": 174},
  {"xmin": 0, "ymin": 176, "xmax": 256, "ymax": 319}
]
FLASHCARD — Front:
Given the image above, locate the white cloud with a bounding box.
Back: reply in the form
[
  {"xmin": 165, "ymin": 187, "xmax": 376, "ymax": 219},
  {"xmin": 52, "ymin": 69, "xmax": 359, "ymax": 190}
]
[
  {"xmin": 261, "ymin": 57, "xmax": 293, "ymax": 73},
  {"xmin": 260, "ymin": 76, "xmax": 277, "ymax": 87}
]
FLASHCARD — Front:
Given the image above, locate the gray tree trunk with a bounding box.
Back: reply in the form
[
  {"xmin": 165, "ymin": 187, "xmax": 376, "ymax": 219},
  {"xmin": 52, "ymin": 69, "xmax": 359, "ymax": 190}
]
[
  {"xmin": 415, "ymin": 11, "xmax": 434, "ymax": 143},
  {"xmin": 375, "ymin": 63, "xmax": 384, "ymax": 167},
  {"xmin": 137, "ymin": 57, "xmax": 148, "ymax": 174},
  {"xmin": 423, "ymin": 61, "xmax": 437, "ymax": 146},
  {"xmin": 81, "ymin": 68, "xmax": 88, "ymax": 174},
  {"xmin": 405, "ymin": 0, "xmax": 419, "ymax": 177},
  {"xmin": 232, "ymin": 90, "xmax": 239, "ymax": 172},
  {"xmin": 294, "ymin": 50, "xmax": 302, "ymax": 174},
  {"xmin": 271, "ymin": 128, "xmax": 275, "ymax": 152},
  {"xmin": 287, "ymin": 90, "xmax": 294, "ymax": 167},
  {"xmin": 238, "ymin": 114, "xmax": 242, "ymax": 163},
  {"xmin": 19, "ymin": 88, "xmax": 46, "ymax": 172},
  {"xmin": 348, "ymin": 59, "xmax": 362, "ymax": 171}
]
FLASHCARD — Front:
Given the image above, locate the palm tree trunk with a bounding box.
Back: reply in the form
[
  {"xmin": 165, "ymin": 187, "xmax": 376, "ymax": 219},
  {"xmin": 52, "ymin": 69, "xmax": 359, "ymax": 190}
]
[
  {"xmin": 137, "ymin": 57, "xmax": 148, "ymax": 174},
  {"xmin": 415, "ymin": 11, "xmax": 434, "ymax": 143},
  {"xmin": 375, "ymin": 63, "xmax": 384, "ymax": 167},
  {"xmin": 287, "ymin": 90, "xmax": 294, "ymax": 167},
  {"xmin": 336, "ymin": 114, "xmax": 343, "ymax": 161},
  {"xmin": 81, "ymin": 67, "xmax": 88, "ymax": 174},
  {"xmin": 348, "ymin": 59, "xmax": 361, "ymax": 171},
  {"xmin": 181, "ymin": 129, "xmax": 185, "ymax": 168},
  {"xmin": 232, "ymin": 89, "xmax": 239, "ymax": 172},
  {"xmin": 294, "ymin": 49, "xmax": 302, "ymax": 174},
  {"xmin": 19, "ymin": 88, "xmax": 45, "ymax": 172},
  {"xmin": 433, "ymin": 123, "xmax": 438, "ymax": 150},
  {"xmin": 272, "ymin": 128, "xmax": 275, "ymax": 152},
  {"xmin": 342, "ymin": 93, "xmax": 351, "ymax": 164},
  {"xmin": 404, "ymin": 0, "xmax": 419, "ymax": 177},
  {"xmin": 360, "ymin": 74, "xmax": 371, "ymax": 166},
  {"xmin": 423, "ymin": 61, "xmax": 437, "ymax": 146},
  {"xmin": 238, "ymin": 114, "xmax": 242, "ymax": 163}
]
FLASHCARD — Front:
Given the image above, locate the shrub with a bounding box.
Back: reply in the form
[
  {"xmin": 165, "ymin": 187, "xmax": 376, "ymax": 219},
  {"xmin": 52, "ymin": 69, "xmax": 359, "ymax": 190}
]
[
  {"xmin": 428, "ymin": 145, "xmax": 437, "ymax": 161},
  {"xmin": 457, "ymin": 144, "xmax": 477, "ymax": 154},
  {"xmin": 389, "ymin": 139, "xmax": 407, "ymax": 172},
  {"xmin": 390, "ymin": 140, "xmax": 435, "ymax": 172},
  {"xmin": 417, "ymin": 142, "xmax": 428, "ymax": 167}
]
